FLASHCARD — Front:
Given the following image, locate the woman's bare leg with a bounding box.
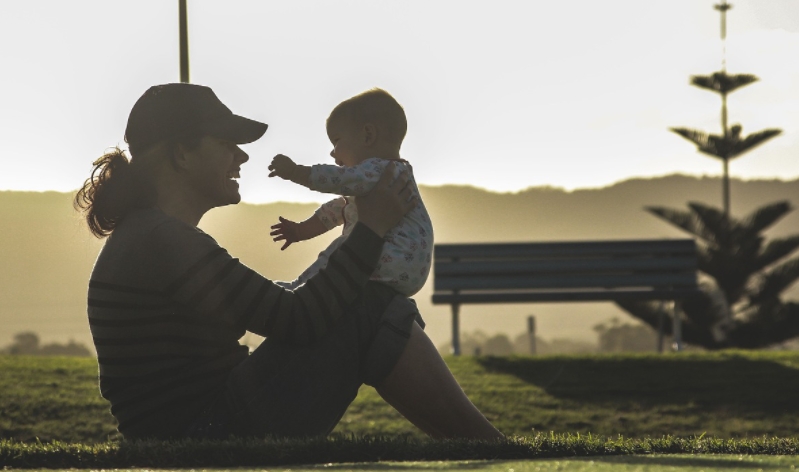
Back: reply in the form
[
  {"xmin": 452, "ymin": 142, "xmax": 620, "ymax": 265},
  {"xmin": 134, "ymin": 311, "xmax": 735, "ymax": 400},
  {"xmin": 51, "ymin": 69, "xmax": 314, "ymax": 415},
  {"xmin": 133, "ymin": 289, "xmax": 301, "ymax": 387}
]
[{"xmin": 375, "ymin": 322, "xmax": 504, "ymax": 440}]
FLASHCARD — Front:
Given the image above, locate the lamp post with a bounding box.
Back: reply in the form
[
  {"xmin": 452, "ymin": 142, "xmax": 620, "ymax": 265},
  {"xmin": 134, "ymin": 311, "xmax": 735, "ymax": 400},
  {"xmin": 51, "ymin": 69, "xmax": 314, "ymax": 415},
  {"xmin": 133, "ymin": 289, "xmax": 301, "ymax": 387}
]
[{"xmin": 179, "ymin": 0, "xmax": 189, "ymax": 83}]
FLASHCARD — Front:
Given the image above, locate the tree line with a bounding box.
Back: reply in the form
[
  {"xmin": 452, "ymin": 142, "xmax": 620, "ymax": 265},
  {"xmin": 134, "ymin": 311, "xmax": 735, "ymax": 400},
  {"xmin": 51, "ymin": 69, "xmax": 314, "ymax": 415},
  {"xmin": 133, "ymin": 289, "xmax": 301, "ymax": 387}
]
[{"xmin": 0, "ymin": 332, "xmax": 91, "ymax": 357}]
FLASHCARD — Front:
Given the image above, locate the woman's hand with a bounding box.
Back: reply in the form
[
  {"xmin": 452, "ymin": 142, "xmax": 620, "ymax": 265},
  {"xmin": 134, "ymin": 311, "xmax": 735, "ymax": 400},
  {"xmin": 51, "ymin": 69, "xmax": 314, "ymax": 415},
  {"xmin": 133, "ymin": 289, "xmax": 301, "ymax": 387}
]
[{"xmin": 355, "ymin": 161, "xmax": 417, "ymax": 237}]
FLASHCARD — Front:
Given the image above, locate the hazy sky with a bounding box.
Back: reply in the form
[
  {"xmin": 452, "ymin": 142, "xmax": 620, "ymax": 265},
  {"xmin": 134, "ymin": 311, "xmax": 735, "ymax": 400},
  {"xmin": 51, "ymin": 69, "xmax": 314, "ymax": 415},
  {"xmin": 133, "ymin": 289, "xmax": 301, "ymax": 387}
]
[{"xmin": 2, "ymin": 0, "xmax": 798, "ymax": 204}]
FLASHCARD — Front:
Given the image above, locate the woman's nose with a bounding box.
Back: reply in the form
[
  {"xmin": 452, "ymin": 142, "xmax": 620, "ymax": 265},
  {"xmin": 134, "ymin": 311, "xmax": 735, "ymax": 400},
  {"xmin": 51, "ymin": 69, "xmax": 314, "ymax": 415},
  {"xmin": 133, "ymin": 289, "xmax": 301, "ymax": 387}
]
[{"xmin": 237, "ymin": 147, "xmax": 250, "ymax": 164}]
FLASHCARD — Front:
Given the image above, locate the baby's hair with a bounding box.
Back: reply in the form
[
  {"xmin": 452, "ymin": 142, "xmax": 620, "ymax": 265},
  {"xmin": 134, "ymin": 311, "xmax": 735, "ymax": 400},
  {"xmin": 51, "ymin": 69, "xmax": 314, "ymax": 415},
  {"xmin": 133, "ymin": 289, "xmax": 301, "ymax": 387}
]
[{"xmin": 328, "ymin": 88, "xmax": 407, "ymax": 147}]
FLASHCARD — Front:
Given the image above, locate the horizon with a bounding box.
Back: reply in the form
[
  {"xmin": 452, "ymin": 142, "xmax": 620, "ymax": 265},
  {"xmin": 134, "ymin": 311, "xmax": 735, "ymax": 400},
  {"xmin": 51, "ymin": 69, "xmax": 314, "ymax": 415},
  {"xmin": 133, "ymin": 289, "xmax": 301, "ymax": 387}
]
[{"xmin": 8, "ymin": 172, "xmax": 798, "ymax": 204}]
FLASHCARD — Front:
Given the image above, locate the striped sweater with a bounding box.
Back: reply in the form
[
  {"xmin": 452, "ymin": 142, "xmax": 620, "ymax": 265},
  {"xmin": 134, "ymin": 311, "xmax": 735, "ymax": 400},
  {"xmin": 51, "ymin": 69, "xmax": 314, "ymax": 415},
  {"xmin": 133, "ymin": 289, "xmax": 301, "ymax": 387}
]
[{"xmin": 87, "ymin": 208, "xmax": 383, "ymax": 438}]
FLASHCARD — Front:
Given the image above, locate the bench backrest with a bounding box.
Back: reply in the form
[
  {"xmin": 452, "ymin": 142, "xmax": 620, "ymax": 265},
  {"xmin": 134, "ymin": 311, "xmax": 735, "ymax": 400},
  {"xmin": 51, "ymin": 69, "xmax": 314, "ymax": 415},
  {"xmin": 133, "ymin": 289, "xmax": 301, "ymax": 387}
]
[{"xmin": 432, "ymin": 239, "xmax": 699, "ymax": 304}]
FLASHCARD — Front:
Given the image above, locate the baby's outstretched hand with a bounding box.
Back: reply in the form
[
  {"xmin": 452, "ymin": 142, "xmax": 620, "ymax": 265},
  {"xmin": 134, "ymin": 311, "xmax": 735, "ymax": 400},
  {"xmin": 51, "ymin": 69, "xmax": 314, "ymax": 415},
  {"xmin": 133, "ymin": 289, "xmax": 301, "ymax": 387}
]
[
  {"xmin": 268, "ymin": 154, "xmax": 297, "ymax": 180},
  {"xmin": 270, "ymin": 216, "xmax": 301, "ymax": 250}
]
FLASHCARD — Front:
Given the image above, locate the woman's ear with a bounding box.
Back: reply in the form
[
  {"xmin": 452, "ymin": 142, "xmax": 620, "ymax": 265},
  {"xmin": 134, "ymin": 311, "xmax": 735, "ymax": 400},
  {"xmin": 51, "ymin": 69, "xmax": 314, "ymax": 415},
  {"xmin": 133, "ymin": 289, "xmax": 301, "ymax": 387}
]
[
  {"xmin": 170, "ymin": 142, "xmax": 191, "ymax": 171},
  {"xmin": 363, "ymin": 123, "xmax": 378, "ymax": 146}
]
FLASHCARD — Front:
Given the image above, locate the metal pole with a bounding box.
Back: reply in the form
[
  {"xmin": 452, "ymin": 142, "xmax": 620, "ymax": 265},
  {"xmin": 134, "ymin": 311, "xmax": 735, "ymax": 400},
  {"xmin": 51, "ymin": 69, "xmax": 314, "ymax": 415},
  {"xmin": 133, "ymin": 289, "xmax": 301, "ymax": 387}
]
[
  {"xmin": 179, "ymin": 0, "xmax": 190, "ymax": 83},
  {"xmin": 723, "ymin": 158, "xmax": 730, "ymax": 218},
  {"xmin": 672, "ymin": 300, "xmax": 683, "ymax": 352},
  {"xmin": 451, "ymin": 303, "xmax": 461, "ymax": 356},
  {"xmin": 656, "ymin": 301, "xmax": 665, "ymax": 353},
  {"xmin": 527, "ymin": 315, "xmax": 536, "ymax": 355}
]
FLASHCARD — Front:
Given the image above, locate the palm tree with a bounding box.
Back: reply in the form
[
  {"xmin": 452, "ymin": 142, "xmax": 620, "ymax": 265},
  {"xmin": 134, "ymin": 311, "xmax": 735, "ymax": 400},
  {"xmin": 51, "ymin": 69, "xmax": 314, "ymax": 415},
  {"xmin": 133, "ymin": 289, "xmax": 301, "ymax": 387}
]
[
  {"xmin": 617, "ymin": 201, "xmax": 799, "ymax": 349},
  {"xmin": 670, "ymin": 2, "xmax": 781, "ymax": 218},
  {"xmin": 625, "ymin": 2, "xmax": 798, "ymax": 349},
  {"xmin": 671, "ymin": 72, "xmax": 782, "ymax": 218}
]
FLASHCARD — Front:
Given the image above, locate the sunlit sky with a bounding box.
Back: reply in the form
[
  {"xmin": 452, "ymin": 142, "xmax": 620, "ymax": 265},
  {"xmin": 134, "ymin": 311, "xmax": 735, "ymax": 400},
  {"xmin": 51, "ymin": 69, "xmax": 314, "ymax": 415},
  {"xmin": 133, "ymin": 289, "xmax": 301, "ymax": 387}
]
[{"xmin": 2, "ymin": 0, "xmax": 798, "ymax": 204}]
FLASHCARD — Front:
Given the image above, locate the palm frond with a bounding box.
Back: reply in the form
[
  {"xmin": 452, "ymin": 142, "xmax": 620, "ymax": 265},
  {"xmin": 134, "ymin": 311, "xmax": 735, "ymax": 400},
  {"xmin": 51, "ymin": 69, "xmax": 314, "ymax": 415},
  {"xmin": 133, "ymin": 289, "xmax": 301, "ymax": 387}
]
[
  {"xmin": 670, "ymin": 128, "xmax": 721, "ymax": 159},
  {"xmin": 670, "ymin": 128, "xmax": 738, "ymax": 160},
  {"xmin": 671, "ymin": 127, "xmax": 782, "ymax": 161},
  {"xmin": 614, "ymin": 300, "xmax": 666, "ymax": 332},
  {"xmin": 739, "ymin": 201, "xmax": 793, "ymax": 241},
  {"xmin": 705, "ymin": 262, "xmax": 752, "ymax": 307},
  {"xmin": 616, "ymin": 290, "xmax": 726, "ymax": 349},
  {"xmin": 687, "ymin": 202, "xmax": 732, "ymax": 245},
  {"xmin": 695, "ymin": 245, "xmax": 715, "ymax": 273},
  {"xmin": 734, "ymin": 235, "xmax": 765, "ymax": 267},
  {"xmin": 690, "ymin": 72, "xmax": 758, "ymax": 94},
  {"xmin": 753, "ymin": 235, "xmax": 799, "ymax": 271},
  {"xmin": 726, "ymin": 300, "xmax": 799, "ymax": 348},
  {"xmin": 697, "ymin": 246, "xmax": 727, "ymax": 280},
  {"xmin": 728, "ymin": 129, "xmax": 783, "ymax": 160},
  {"xmin": 670, "ymin": 127, "xmax": 709, "ymax": 147},
  {"xmin": 748, "ymin": 256, "xmax": 799, "ymax": 306},
  {"xmin": 645, "ymin": 206, "xmax": 713, "ymax": 242}
]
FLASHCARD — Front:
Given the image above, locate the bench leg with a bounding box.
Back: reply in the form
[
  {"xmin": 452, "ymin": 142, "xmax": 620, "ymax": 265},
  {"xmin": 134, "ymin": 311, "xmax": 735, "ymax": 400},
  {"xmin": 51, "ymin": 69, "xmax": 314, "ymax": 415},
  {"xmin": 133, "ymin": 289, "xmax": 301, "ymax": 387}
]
[
  {"xmin": 656, "ymin": 301, "xmax": 665, "ymax": 353},
  {"xmin": 451, "ymin": 303, "xmax": 461, "ymax": 356},
  {"xmin": 672, "ymin": 300, "xmax": 683, "ymax": 352}
]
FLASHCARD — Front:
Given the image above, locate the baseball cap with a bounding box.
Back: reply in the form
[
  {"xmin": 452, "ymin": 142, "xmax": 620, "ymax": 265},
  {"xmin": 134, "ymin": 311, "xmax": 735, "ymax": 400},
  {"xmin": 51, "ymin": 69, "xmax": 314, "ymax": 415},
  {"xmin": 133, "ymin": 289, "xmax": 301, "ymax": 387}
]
[{"xmin": 124, "ymin": 83, "xmax": 268, "ymax": 154}]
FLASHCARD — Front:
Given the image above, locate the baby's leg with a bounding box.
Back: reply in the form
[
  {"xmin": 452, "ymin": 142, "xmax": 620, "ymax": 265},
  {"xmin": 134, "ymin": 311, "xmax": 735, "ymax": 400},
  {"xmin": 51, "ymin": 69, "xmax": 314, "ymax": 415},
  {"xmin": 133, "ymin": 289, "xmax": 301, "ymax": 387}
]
[{"xmin": 375, "ymin": 322, "xmax": 504, "ymax": 440}]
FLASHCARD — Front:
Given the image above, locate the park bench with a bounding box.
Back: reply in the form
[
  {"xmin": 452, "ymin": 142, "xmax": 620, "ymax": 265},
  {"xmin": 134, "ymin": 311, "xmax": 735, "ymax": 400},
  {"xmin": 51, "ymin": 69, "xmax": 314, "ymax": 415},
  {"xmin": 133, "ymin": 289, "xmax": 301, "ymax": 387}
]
[{"xmin": 431, "ymin": 239, "xmax": 701, "ymax": 355}]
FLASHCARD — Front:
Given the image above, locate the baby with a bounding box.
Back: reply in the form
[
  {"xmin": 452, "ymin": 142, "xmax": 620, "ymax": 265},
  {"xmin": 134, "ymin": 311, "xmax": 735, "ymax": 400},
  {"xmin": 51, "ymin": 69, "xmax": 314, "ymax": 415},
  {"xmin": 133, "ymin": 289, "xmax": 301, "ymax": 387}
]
[{"xmin": 268, "ymin": 88, "xmax": 433, "ymax": 297}]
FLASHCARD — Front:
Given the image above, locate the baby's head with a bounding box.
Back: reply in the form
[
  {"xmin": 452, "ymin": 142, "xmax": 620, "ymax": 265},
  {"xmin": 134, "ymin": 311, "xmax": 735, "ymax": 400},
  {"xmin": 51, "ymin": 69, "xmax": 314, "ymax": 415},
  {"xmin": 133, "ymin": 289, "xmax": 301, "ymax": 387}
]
[{"xmin": 326, "ymin": 88, "xmax": 407, "ymax": 167}]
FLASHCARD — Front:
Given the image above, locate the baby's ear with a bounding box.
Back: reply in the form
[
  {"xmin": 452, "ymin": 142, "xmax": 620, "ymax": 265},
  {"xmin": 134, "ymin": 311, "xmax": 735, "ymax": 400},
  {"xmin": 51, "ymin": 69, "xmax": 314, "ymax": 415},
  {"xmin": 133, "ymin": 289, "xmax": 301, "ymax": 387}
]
[{"xmin": 363, "ymin": 123, "xmax": 378, "ymax": 146}]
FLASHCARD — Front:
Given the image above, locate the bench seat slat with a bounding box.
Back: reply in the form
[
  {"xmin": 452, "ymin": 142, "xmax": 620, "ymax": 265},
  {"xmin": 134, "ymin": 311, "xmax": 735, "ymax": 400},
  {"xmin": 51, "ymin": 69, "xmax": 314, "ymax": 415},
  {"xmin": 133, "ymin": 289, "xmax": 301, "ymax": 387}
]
[
  {"xmin": 432, "ymin": 289, "xmax": 701, "ymax": 304},
  {"xmin": 434, "ymin": 256, "xmax": 697, "ymax": 277},
  {"xmin": 434, "ymin": 239, "xmax": 697, "ymax": 260},
  {"xmin": 435, "ymin": 272, "xmax": 697, "ymax": 291}
]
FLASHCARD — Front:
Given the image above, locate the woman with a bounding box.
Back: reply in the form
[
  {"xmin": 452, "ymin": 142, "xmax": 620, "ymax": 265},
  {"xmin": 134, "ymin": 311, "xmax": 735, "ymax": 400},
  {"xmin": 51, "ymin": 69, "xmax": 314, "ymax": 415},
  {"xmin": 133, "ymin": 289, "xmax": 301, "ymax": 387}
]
[{"xmin": 76, "ymin": 83, "xmax": 502, "ymax": 440}]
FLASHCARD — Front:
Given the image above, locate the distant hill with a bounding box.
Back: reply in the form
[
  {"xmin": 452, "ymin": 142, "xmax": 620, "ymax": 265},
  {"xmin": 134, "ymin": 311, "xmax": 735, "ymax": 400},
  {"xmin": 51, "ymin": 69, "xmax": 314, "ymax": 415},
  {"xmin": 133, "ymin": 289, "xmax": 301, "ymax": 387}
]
[{"xmin": 1, "ymin": 174, "xmax": 797, "ymax": 351}]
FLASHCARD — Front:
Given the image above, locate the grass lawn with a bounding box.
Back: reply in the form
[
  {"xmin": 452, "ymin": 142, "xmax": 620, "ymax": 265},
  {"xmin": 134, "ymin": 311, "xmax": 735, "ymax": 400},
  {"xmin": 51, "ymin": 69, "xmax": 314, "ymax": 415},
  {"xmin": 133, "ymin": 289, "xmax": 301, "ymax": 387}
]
[
  {"xmin": 2, "ymin": 456, "xmax": 799, "ymax": 471},
  {"xmin": 3, "ymin": 350, "xmax": 799, "ymax": 469},
  {"xmin": 1, "ymin": 437, "xmax": 798, "ymax": 469},
  {"xmin": 337, "ymin": 351, "xmax": 799, "ymax": 439},
  {"xmin": 315, "ymin": 455, "xmax": 799, "ymax": 471},
  {"xmin": 3, "ymin": 351, "xmax": 799, "ymax": 443}
]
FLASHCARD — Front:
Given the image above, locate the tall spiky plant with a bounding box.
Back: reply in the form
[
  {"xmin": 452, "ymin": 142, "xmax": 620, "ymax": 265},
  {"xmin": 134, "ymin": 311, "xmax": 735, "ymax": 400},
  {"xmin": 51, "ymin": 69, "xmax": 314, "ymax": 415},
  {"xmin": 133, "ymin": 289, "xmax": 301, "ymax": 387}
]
[
  {"xmin": 617, "ymin": 202, "xmax": 799, "ymax": 349},
  {"xmin": 670, "ymin": 2, "xmax": 781, "ymax": 218},
  {"xmin": 617, "ymin": 2, "xmax": 797, "ymax": 349}
]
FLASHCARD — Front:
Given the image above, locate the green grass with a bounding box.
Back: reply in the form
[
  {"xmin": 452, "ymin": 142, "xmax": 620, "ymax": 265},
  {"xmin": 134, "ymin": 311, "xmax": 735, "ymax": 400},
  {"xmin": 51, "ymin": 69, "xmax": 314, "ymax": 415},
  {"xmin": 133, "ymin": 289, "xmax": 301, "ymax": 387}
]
[
  {"xmin": 3, "ymin": 456, "xmax": 799, "ymax": 472},
  {"xmin": 0, "ymin": 356, "xmax": 119, "ymax": 443},
  {"xmin": 338, "ymin": 351, "xmax": 799, "ymax": 439},
  {"xmin": 3, "ymin": 351, "xmax": 799, "ymax": 443},
  {"xmin": 1, "ymin": 435, "xmax": 798, "ymax": 469}
]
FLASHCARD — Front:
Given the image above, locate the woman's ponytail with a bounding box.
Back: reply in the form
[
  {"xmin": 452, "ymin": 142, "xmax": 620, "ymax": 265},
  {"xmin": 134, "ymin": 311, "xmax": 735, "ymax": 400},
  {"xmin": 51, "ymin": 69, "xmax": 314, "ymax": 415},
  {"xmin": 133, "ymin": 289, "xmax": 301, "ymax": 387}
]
[{"xmin": 74, "ymin": 147, "xmax": 156, "ymax": 238}]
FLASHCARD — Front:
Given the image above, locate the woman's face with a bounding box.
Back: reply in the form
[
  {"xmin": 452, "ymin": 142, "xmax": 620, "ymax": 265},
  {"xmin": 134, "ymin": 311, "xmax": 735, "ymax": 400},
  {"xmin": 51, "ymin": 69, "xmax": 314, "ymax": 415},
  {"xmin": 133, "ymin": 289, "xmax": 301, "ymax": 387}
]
[{"xmin": 182, "ymin": 135, "xmax": 249, "ymax": 210}]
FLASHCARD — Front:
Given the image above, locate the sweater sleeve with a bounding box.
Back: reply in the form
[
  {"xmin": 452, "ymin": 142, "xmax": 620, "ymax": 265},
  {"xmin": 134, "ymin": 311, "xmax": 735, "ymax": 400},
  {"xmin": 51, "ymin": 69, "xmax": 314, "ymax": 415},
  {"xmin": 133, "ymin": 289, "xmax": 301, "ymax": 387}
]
[
  {"xmin": 150, "ymin": 219, "xmax": 384, "ymax": 345},
  {"xmin": 314, "ymin": 197, "xmax": 348, "ymax": 230}
]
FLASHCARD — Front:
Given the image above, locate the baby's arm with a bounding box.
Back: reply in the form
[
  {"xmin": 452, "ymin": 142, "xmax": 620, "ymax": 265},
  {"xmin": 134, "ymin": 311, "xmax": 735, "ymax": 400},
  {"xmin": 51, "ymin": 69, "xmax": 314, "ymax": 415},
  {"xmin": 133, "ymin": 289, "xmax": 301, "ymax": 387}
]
[
  {"xmin": 310, "ymin": 159, "xmax": 397, "ymax": 196},
  {"xmin": 268, "ymin": 154, "xmax": 312, "ymax": 187},
  {"xmin": 270, "ymin": 215, "xmax": 328, "ymax": 251},
  {"xmin": 270, "ymin": 197, "xmax": 347, "ymax": 250}
]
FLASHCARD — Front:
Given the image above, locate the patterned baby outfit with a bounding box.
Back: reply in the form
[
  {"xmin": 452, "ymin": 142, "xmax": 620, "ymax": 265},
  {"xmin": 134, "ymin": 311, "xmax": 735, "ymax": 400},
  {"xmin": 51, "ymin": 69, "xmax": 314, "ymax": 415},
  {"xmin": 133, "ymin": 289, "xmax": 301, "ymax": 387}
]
[{"xmin": 279, "ymin": 158, "xmax": 433, "ymax": 296}]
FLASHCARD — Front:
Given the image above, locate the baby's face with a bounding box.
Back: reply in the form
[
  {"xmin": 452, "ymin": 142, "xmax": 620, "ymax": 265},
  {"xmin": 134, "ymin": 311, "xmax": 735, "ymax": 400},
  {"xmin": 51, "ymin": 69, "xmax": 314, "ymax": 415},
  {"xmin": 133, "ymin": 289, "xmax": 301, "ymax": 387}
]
[{"xmin": 326, "ymin": 119, "xmax": 369, "ymax": 168}]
